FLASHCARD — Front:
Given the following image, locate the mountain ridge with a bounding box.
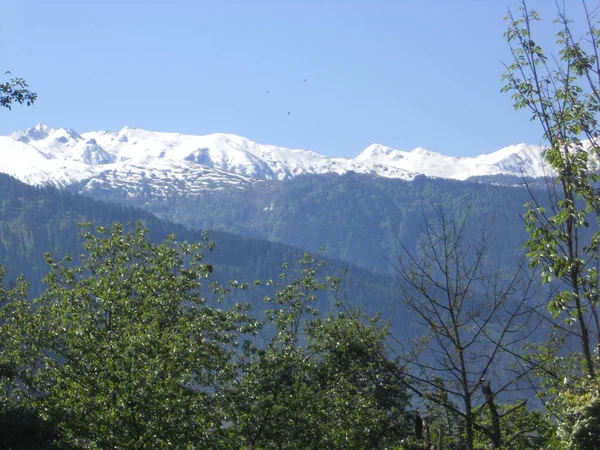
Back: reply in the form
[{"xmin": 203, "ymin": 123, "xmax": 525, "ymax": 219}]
[
  {"xmin": 0, "ymin": 172, "xmax": 402, "ymax": 325},
  {"xmin": 0, "ymin": 124, "xmax": 551, "ymax": 198}
]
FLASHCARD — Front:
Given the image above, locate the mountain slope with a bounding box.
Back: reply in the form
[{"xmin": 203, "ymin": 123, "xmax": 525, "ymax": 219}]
[
  {"xmin": 0, "ymin": 173, "xmax": 400, "ymax": 321},
  {"xmin": 0, "ymin": 124, "xmax": 559, "ymax": 275},
  {"xmin": 101, "ymin": 172, "xmax": 537, "ymax": 273}
]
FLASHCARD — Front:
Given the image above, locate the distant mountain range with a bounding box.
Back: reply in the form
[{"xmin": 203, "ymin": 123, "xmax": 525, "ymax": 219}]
[
  {"xmin": 0, "ymin": 124, "xmax": 558, "ymax": 274},
  {"xmin": 0, "ymin": 124, "xmax": 553, "ymax": 199}
]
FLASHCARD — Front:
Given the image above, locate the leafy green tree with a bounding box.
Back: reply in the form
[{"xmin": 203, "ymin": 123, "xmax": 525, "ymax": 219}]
[
  {"xmin": 550, "ymin": 376, "xmax": 600, "ymax": 450},
  {"xmin": 29, "ymin": 222, "xmax": 256, "ymax": 449},
  {"xmin": 1, "ymin": 73, "xmax": 36, "ymax": 110},
  {"xmin": 503, "ymin": 0, "xmax": 600, "ymax": 379},
  {"xmin": 502, "ymin": 1, "xmax": 600, "ymax": 447},
  {"xmin": 0, "ymin": 219, "xmax": 413, "ymax": 448},
  {"xmin": 226, "ymin": 255, "xmax": 410, "ymax": 449},
  {"xmin": 0, "ymin": 269, "xmax": 31, "ymax": 392},
  {"xmin": 473, "ymin": 400, "xmax": 554, "ymax": 450},
  {"xmin": 305, "ymin": 311, "xmax": 410, "ymax": 448},
  {"xmin": 0, "ymin": 267, "xmax": 68, "ymax": 449}
]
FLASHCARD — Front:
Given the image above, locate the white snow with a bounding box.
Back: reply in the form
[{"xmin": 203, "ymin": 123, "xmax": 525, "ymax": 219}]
[
  {"xmin": 356, "ymin": 142, "xmax": 549, "ymax": 180},
  {"xmin": 0, "ymin": 124, "xmax": 557, "ymax": 197}
]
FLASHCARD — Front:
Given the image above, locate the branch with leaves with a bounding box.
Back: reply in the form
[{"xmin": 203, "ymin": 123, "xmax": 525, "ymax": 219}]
[{"xmin": 1, "ymin": 73, "xmax": 36, "ymax": 110}]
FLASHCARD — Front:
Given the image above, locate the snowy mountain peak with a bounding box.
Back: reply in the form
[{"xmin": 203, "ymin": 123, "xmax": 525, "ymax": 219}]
[
  {"xmin": 0, "ymin": 124, "xmax": 551, "ymax": 198},
  {"xmin": 411, "ymin": 147, "xmax": 441, "ymax": 157},
  {"xmin": 12, "ymin": 123, "xmax": 82, "ymax": 144},
  {"xmin": 357, "ymin": 144, "xmax": 404, "ymax": 161},
  {"xmin": 357, "ymin": 141, "xmax": 547, "ymax": 180},
  {"xmin": 31, "ymin": 122, "xmax": 50, "ymax": 135},
  {"xmin": 12, "ymin": 123, "xmax": 52, "ymax": 142}
]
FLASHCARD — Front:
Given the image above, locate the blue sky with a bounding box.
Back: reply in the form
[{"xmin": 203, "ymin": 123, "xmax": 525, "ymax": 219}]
[{"xmin": 0, "ymin": 0, "xmax": 575, "ymax": 157}]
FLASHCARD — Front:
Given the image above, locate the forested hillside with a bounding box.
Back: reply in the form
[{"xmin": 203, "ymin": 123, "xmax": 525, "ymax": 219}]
[
  {"xmin": 81, "ymin": 172, "xmax": 536, "ymax": 273},
  {"xmin": 0, "ymin": 173, "xmax": 400, "ymax": 319}
]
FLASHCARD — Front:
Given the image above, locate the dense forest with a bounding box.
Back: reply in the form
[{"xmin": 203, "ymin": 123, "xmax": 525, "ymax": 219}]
[
  {"xmin": 77, "ymin": 171, "xmax": 536, "ymax": 274},
  {"xmin": 0, "ymin": 174, "xmax": 402, "ymax": 319}
]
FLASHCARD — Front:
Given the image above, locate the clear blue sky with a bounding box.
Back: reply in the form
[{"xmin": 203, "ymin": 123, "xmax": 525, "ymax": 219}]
[{"xmin": 0, "ymin": 0, "xmax": 575, "ymax": 157}]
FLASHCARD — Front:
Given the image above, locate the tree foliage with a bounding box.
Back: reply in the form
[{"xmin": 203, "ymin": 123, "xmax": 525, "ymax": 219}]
[
  {"xmin": 502, "ymin": 1, "xmax": 600, "ymax": 447},
  {"xmin": 1, "ymin": 74, "xmax": 36, "ymax": 110},
  {"xmin": 0, "ymin": 222, "xmax": 413, "ymax": 449},
  {"xmin": 503, "ymin": 0, "xmax": 600, "ymax": 378},
  {"xmin": 29, "ymin": 222, "xmax": 256, "ymax": 448},
  {"xmin": 227, "ymin": 255, "xmax": 410, "ymax": 448}
]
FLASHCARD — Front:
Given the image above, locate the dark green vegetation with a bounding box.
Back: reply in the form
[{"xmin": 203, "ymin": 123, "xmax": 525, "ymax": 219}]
[
  {"xmin": 0, "ymin": 223, "xmax": 411, "ymax": 449},
  {"xmin": 0, "ymin": 174, "xmax": 399, "ymax": 320},
  {"xmin": 1, "ymin": 72, "xmax": 36, "ymax": 110},
  {"xmin": 77, "ymin": 172, "xmax": 535, "ymax": 274}
]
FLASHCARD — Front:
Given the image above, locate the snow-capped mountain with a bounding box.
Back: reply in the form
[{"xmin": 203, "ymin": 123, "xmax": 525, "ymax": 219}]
[
  {"xmin": 0, "ymin": 124, "xmax": 550, "ymax": 198},
  {"xmin": 356, "ymin": 143, "xmax": 549, "ymax": 180}
]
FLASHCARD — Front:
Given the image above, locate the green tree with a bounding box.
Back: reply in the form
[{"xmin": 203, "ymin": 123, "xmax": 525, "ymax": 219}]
[
  {"xmin": 29, "ymin": 222, "xmax": 255, "ymax": 449},
  {"xmin": 227, "ymin": 255, "xmax": 410, "ymax": 449},
  {"xmin": 502, "ymin": 1, "xmax": 600, "ymax": 448},
  {"xmin": 503, "ymin": 0, "xmax": 600, "ymax": 379},
  {"xmin": 0, "ymin": 219, "xmax": 413, "ymax": 448},
  {"xmin": 473, "ymin": 400, "xmax": 554, "ymax": 450},
  {"xmin": 305, "ymin": 311, "xmax": 410, "ymax": 448},
  {"xmin": 1, "ymin": 72, "xmax": 36, "ymax": 110},
  {"xmin": 549, "ymin": 375, "xmax": 600, "ymax": 450},
  {"xmin": 0, "ymin": 268, "xmax": 68, "ymax": 449}
]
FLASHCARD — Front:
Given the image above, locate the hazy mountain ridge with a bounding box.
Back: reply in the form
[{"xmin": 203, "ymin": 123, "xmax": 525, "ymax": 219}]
[
  {"xmin": 0, "ymin": 172, "xmax": 401, "ymax": 321},
  {"xmin": 132, "ymin": 172, "xmax": 536, "ymax": 273},
  {"xmin": 0, "ymin": 124, "xmax": 553, "ymax": 198}
]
